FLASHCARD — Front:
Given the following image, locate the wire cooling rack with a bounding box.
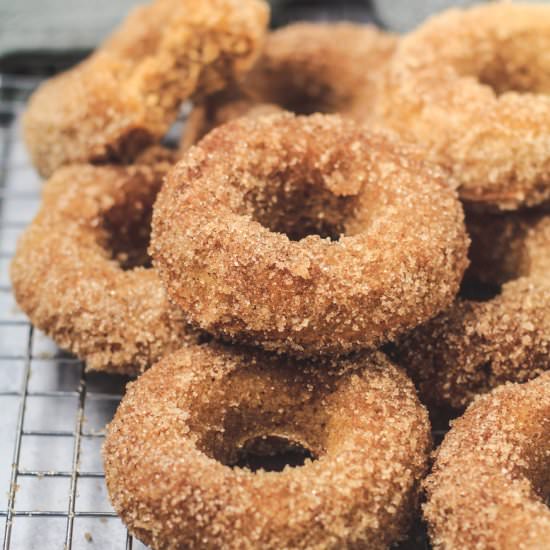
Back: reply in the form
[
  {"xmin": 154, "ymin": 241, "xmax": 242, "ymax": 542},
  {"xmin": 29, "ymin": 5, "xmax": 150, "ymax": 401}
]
[{"xmin": 0, "ymin": 73, "xmax": 441, "ymax": 550}]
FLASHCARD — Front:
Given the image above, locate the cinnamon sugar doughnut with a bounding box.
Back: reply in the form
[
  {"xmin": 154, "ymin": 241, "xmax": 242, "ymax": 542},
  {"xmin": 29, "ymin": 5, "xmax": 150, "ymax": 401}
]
[
  {"xmin": 424, "ymin": 373, "xmax": 550, "ymax": 549},
  {"xmin": 11, "ymin": 149, "xmax": 199, "ymax": 375},
  {"xmin": 376, "ymin": 3, "xmax": 550, "ymax": 210},
  {"xmin": 180, "ymin": 22, "xmax": 397, "ymax": 149},
  {"xmin": 151, "ymin": 113, "xmax": 469, "ymax": 356},
  {"xmin": 394, "ymin": 212, "xmax": 550, "ymax": 410},
  {"xmin": 23, "ymin": 0, "xmax": 269, "ymax": 177},
  {"xmin": 103, "ymin": 344, "xmax": 431, "ymax": 549}
]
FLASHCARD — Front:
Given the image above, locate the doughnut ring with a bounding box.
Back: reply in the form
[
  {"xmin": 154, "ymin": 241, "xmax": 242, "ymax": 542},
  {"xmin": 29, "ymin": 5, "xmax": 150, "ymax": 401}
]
[
  {"xmin": 11, "ymin": 148, "xmax": 199, "ymax": 375},
  {"xmin": 393, "ymin": 211, "xmax": 550, "ymax": 410},
  {"xmin": 151, "ymin": 113, "xmax": 469, "ymax": 356},
  {"xmin": 376, "ymin": 3, "xmax": 550, "ymax": 210},
  {"xmin": 424, "ymin": 372, "xmax": 550, "ymax": 549},
  {"xmin": 180, "ymin": 22, "xmax": 397, "ymax": 149},
  {"xmin": 23, "ymin": 0, "xmax": 269, "ymax": 177},
  {"xmin": 103, "ymin": 344, "xmax": 431, "ymax": 549}
]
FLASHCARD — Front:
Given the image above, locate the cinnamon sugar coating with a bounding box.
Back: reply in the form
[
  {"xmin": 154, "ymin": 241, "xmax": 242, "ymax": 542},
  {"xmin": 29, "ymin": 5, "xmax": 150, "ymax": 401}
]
[
  {"xmin": 151, "ymin": 113, "xmax": 469, "ymax": 356},
  {"xmin": 10, "ymin": 148, "xmax": 199, "ymax": 375},
  {"xmin": 424, "ymin": 373, "xmax": 550, "ymax": 549},
  {"xmin": 375, "ymin": 3, "xmax": 550, "ymax": 210},
  {"xmin": 23, "ymin": 0, "xmax": 269, "ymax": 177},
  {"xmin": 181, "ymin": 22, "xmax": 397, "ymax": 150},
  {"xmin": 103, "ymin": 344, "xmax": 431, "ymax": 549},
  {"xmin": 394, "ymin": 211, "xmax": 550, "ymax": 410}
]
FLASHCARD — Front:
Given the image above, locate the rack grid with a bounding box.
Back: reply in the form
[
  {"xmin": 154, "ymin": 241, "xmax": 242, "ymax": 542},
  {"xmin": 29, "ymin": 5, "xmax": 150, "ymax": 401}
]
[{"xmin": 0, "ymin": 73, "xmax": 441, "ymax": 550}]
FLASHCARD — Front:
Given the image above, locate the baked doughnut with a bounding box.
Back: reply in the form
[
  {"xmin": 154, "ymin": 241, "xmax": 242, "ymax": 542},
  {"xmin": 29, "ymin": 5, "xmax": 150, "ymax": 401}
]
[
  {"xmin": 394, "ymin": 212, "xmax": 550, "ymax": 410},
  {"xmin": 151, "ymin": 113, "xmax": 469, "ymax": 356},
  {"xmin": 103, "ymin": 344, "xmax": 431, "ymax": 549},
  {"xmin": 376, "ymin": 3, "xmax": 550, "ymax": 210},
  {"xmin": 23, "ymin": 0, "xmax": 269, "ymax": 177},
  {"xmin": 11, "ymin": 148, "xmax": 199, "ymax": 375},
  {"xmin": 424, "ymin": 372, "xmax": 550, "ymax": 549},
  {"xmin": 180, "ymin": 22, "xmax": 397, "ymax": 149}
]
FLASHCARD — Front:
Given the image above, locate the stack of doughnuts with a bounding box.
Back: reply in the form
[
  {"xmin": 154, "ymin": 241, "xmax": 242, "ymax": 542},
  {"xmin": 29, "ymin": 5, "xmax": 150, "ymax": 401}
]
[{"xmin": 11, "ymin": 1, "xmax": 550, "ymax": 548}]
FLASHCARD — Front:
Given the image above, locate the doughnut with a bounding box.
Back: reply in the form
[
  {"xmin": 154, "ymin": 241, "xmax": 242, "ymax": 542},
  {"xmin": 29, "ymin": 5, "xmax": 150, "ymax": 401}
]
[
  {"xmin": 423, "ymin": 372, "xmax": 550, "ymax": 549},
  {"xmin": 23, "ymin": 0, "xmax": 269, "ymax": 177},
  {"xmin": 103, "ymin": 344, "xmax": 431, "ymax": 549},
  {"xmin": 180, "ymin": 22, "xmax": 397, "ymax": 149},
  {"xmin": 393, "ymin": 211, "xmax": 550, "ymax": 410},
  {"xmin": 10, "ymin": 148, "xmax": 199, "ymax": 375},
  {"xmin": 151, "ymin": 113, "xmax": 469, "ymax": 356},
  {"xmin": 375, "ymin": 3, "xmax": 550, "ymax": 210}
]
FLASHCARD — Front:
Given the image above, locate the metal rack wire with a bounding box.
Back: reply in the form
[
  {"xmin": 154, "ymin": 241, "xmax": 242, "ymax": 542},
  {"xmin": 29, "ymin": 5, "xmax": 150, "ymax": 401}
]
[{"xmin": 0, "ymin": 73, "xmax": 440, "ymax": 549}]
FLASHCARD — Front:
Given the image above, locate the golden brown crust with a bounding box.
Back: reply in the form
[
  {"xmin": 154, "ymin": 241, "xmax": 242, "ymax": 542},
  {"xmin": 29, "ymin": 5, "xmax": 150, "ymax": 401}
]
[
  {"xmin": 23, "ymin": 0, "xmax": 269, "ymax": 177},
  {"xmin": 10, "ymin": 149, "xmax": 199, "ymax": 375},
  {"xmin": 180, "ymin": 22, "xmax": 397, "ymax": 150},
  {"xmin": 394, "ymin": 212, "xmax": 550, "ymax": 410},
  {"xmin": 103, "ymin": 344, "xmax": 431, "ymax": 550},
  {"xmin": 375, "ymin": 3, "xmax": 550, "ymax": 210},
  {"xmin": 151, "ymin": 113, "xmax": 469, "ymax": 356},
  {"xmin": 424, "ymin": 373, "xmax": 550, "ymax": 549}
]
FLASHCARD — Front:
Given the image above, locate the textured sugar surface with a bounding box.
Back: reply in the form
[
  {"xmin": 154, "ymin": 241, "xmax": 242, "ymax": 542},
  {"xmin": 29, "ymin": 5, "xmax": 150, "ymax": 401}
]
[
  {"xmin": 375, "ymin": 3, "xmax": 550, "ymax": 210},
  {"xmin": 23, "ymin": 0, "xmax": 269, "ymax": 177},
  {"xmin": 424, "ymin": 373, "xmax": 550, "ymax": 549}
]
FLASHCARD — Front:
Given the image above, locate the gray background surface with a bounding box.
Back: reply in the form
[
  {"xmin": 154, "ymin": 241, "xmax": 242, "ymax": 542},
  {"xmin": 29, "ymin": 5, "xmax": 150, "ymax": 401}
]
[{"xmin": 0, "ymin": 0, "xmax": 502, "ymax": 62}]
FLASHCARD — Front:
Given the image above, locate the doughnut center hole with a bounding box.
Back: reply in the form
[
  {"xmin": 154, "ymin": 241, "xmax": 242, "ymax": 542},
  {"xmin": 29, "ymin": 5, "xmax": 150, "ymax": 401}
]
[
  {"xmin": 248, "ymin": 179, "xmax": 356, "ymax": 241},
  {"xmin": 476, "ymin": 51, "xmax": 550, "ymax": 96},
  {"xmin": 107, "ymin": 220, "xmax": 152, "ymax": 270},
  {"xmin": 470, "ymin": 360, "xmax": 494, "ymax": 393},
  {"xmin": 232, "ymin": 435, "xmax": 316, "ymax": 472},
  {"xmin": 103, "ymin": 204, "xmax": 154, "ymax": 270},
  {"xmin": 279, "ymin": 87, "xmax": 335, "ymax": 116},
  {"xmin": 458, "ymin": 278, "xmax": 502, "ymax": 302},
  {"xmin": 479, "ymin": 67, "xmax": 537, "ymax": 96}
]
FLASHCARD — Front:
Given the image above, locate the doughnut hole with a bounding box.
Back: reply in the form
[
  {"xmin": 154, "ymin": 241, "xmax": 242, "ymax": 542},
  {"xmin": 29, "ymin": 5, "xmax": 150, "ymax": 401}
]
[
  {"xmin": 444, "ymin": 28, "xmax": 550, "ymax": 96},
  {"xmin": 189, "ymin": 364, "xmax": 331, "ymax": 470},
  {"xmin": 245, "ymin": 175, "xmax": 358, "ymax": 241},
  {"xmin": 236, "ymin": 141, "xmax": 388, "ymax": 243},
  {"xmin": 476, "ymin": 42, "xmax": 550, "ymax": 96},
  {"xmin": 102, "ymin": 185, "xmax": 158, "ymax": 270},
  {"xmin": 465, "ymin": 360, "xmax": 494, "ymax": 395},
  {"xmin": 233, "ymin": 436, "xmax": 316, "ymax": 472},
  {"xmin": 458, "ymin": 279, "xmax": 502, "ymax": 302},
  {"xmin": 533, "ymin": 456, "xmax": 550, "ymax": 507},
  {"xmin": 254, "ymin": 76, "xmax": 344, "ymax": 116},
  {"xmin": 461, "ymin": 208, "xmax": 550, "ymax": 301}
]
